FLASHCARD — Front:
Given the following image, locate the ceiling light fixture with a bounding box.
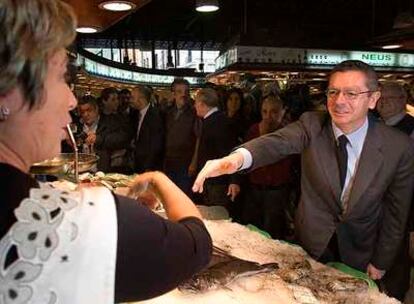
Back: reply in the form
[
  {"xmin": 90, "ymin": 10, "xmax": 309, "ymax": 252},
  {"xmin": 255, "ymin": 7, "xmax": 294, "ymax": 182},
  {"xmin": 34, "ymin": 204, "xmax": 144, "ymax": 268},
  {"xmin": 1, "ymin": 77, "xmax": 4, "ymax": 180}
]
[
  {"xmin": 195, "ymin": 0, "xmax": 219, "ymax": 12},
  {"xmin": 76, "ymin": 26, "xmax": 100, "ymax": 33},
  {"xmin": 382, "ymin": 44, "xmax": 402, "ymax": 49},
  {"xmin": 99, "ymin": 1, "xmax": 136, "ymax": 12}
]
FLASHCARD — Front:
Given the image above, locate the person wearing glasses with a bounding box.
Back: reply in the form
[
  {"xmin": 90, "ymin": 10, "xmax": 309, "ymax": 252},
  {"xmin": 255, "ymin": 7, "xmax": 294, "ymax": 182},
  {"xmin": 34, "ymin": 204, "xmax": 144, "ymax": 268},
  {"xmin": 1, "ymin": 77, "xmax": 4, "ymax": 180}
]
[{"xmin": 192, "ymin": 60, "xmax": 414, "ymax": 300}]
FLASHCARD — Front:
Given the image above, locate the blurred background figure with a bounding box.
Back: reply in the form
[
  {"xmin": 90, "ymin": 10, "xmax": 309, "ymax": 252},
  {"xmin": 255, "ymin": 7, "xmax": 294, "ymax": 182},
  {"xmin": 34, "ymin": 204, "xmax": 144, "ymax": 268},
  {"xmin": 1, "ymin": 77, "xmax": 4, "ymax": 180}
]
[
  {"xmin": 242, "ymin": 94, "xmax": 293, "ymax": 240},
  {"xmin": 128, "ymin": 84, "xmax": 164, "ymax": 173},
  {"xmin": 78, "ymin": 95, "xmax": 130, "ymax": 172},
  {"xmin": 194, "ymin": 88, "xmax": 241, "ymax": 210},
  {"xmin": 164, "ymin": 78, "xmax": 198, "ymax": 197},
  {"xmin": 118, "ymin": 88, "xmax": 132, "ymax": 116},
  {"xmin": 225, "ymin": 88, "xmax": 250, "ymax": 143},
  {"xmin": 377, "ymin": 82, "xmax": 414, "ymax": 139},
  {"xmin": 376, "ymin": 82, "xmax": 414, "ymax": 301},
  {"xmin": 100, "ymin": 87, "xmax": 120, "ymax": 116}
]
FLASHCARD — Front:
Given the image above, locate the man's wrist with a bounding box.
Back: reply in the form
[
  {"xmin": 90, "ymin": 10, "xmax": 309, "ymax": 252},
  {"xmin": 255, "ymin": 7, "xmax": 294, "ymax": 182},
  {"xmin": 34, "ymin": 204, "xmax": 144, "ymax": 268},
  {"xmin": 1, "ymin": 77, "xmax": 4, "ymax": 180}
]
[{"xmin": 233, "ymin": 148, "xmax": 252, "ymax": 170}]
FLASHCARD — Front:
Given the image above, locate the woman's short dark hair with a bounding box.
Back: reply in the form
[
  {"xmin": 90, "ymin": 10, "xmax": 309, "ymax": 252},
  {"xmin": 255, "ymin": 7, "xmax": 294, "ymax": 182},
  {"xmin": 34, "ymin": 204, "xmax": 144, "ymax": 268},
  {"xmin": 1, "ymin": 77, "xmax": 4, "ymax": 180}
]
[
  {"xmin": 0, "ymin": 0, "xmax": 76, "ymax": 109},
  {"xmin": 330, "ymin": 60, "xmax": 379, "ymax": 91}
]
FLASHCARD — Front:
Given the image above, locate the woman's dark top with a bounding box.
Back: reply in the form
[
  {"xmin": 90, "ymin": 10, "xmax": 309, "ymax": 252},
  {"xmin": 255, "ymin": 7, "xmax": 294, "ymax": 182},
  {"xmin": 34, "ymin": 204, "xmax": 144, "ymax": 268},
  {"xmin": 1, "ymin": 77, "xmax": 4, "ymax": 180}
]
[{"xmin": 0, "ymin": 163, "xmax": 212, "ymax": 302}]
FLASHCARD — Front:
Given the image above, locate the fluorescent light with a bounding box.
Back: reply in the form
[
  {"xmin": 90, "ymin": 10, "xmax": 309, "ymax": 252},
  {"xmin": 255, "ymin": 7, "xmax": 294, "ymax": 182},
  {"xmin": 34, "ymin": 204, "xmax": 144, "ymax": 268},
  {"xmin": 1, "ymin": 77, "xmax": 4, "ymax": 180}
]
[
  {"xmin": 99, "ymin": 1, "xmax": 136, "ymax": 12},
  {"xmin": 196, "ymin": 5, "xmax": 219, "ymax": 12},
  {"xmin": 382, "ymin": 44, "xmax": 402, "ymax": 49},
  {"xmin": 76, "ymin": 26, "xmax": 100, "ymax": 33},
  {"xmin": 196, "ymin": 0, "xmax": 219, "ymax": 12}
]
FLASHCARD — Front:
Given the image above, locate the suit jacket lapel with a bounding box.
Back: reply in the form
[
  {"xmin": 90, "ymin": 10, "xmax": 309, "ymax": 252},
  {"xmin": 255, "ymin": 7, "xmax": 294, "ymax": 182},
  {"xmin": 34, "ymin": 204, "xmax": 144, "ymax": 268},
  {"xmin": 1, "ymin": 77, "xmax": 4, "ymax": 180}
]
[
  {"xmin": 346, "ymin": 120, "xmax": 383, "ymax": 213},
  {"xmin": 319, "ymin": 121, "xmax": 343, "ymax": 207}
]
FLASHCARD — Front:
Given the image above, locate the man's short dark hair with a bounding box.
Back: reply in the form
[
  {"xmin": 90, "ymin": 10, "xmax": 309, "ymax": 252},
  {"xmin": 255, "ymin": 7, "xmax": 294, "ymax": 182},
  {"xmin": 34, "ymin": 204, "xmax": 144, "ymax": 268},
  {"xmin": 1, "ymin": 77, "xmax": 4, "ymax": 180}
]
[
  {"xmin": 171, "ymin": 78, "xmax": 190, "ymax": 92},
  {"xmin": 134, "ymin": 85, "xmax": 152, "ymax": 103},
  {"xmin": 119, "ymin": 88, "xmax": 131, "ymax": 95},
  {"xmin": 330, "ymin": 60, "xmax": 379, "ymax": 91},
  {"xmin": 79, "ymin": 95, "xmax": 98, "ymax": 109},
  {"xmin": 100, "ymin": 87, "xmax": 118, "ymax": 101}
]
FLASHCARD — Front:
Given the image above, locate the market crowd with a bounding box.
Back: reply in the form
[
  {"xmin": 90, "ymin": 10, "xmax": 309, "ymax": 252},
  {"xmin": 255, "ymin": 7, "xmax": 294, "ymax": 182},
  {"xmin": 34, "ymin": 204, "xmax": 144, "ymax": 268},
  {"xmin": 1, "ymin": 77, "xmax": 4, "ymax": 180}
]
[{"xmin": 67, "ymin": 73, "xmax": 414, "ymax": 302}]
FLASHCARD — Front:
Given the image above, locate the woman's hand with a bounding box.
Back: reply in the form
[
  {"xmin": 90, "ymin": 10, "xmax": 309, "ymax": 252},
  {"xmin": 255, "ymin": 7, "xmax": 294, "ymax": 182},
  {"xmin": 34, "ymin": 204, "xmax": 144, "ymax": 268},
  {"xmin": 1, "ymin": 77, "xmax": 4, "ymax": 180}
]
[
  {"xmin": 130, "ymin": 171, "xmax": 202, "ymax": 221},
  {"xmin": 128, "ymin": 172, "xmax": 161, "ymax": 209}
]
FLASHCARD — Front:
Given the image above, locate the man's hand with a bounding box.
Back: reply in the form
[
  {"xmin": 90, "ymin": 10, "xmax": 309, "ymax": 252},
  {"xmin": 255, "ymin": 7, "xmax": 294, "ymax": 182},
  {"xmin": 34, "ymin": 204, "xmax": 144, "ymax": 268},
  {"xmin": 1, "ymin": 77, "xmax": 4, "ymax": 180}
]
[
  {"xmin": 367, "ymin": 263, "xmax": 386, "ymax": 280},
  {"xmin": 227, "ymin": 183, "xmax": 240, "ymax": 202},
  {"xmin": 192, "ymin": 152, "xmax": 244, "ymax": 193},
  {"xmin": 188, "ymin": 163, "xmax": 197, "ymax": 177},
  {"xmin": 85, "ymin": 132, "xmax": 96, "ymax": 145}
]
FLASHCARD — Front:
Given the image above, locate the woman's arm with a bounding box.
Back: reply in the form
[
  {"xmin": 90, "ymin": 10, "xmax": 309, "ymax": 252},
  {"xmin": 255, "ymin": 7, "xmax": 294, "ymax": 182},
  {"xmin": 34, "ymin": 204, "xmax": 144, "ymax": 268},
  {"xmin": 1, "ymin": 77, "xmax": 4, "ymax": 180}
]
[
  {"xmin": 113, "ymin": 193, "xmax": 212, "ymax": 302},
  {"xmin": 130, "ymin": 171, "xmax": 202, "ymax": 222}
]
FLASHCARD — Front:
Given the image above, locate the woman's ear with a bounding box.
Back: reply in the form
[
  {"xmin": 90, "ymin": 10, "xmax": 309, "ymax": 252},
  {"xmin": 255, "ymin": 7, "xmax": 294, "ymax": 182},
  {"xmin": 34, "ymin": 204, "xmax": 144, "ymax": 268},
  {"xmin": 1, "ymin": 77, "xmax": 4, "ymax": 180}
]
[{"xmin": 0, "ymin": 87, "xmax": 26, "ymax": 116}]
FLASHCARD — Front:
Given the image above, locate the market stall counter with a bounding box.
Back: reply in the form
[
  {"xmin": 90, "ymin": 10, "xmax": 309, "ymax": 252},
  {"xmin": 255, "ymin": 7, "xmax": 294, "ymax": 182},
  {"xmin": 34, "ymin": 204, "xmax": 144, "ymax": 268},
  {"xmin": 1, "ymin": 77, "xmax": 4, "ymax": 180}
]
[{"xmin": 37, "ymin": 169, "xmax": 400, "ymax": 304}]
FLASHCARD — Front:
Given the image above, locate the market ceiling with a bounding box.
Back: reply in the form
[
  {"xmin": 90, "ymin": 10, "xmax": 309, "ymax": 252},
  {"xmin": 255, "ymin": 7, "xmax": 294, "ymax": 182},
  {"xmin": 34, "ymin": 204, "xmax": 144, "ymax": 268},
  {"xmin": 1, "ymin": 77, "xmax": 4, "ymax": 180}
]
[{"xmin": 70, "ymin": 0, "xmax": 414, "ymax": 52}]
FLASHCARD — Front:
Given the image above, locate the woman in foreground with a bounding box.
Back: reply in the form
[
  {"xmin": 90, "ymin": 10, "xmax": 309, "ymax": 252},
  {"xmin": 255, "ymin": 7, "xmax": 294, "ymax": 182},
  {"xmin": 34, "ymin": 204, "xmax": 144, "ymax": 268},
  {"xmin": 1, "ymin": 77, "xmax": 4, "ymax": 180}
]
[{"xmin": 0, "ymin": 1, "xmax": 212, "ymax": 303}]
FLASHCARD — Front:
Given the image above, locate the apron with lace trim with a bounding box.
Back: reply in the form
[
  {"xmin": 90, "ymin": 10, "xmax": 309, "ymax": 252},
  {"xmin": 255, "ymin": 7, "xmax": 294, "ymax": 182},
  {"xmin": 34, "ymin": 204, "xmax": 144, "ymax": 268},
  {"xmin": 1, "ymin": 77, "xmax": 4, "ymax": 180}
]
[{"xmin": 0, "ymin": 186, "xmax": 117, "ymax": 304}]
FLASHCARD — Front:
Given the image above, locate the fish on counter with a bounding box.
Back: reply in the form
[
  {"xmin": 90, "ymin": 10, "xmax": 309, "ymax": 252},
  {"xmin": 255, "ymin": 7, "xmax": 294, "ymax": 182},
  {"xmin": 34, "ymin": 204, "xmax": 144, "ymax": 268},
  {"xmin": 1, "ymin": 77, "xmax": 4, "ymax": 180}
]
[
  {"xmin": 133, "ymin": 220, "xmax": 400, "ymax": 304},
  {"xmin": 179, "ymin": 246, "xmax": 279, "ymax": 293}
]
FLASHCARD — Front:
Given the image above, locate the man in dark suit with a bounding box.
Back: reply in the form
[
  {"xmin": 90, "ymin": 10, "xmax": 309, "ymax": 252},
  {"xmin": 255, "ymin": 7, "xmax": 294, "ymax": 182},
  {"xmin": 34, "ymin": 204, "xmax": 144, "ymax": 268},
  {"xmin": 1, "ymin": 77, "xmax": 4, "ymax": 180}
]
[
  {"xmin": 164, "ymin": 78, "xmax": 198, "ymax": 197},
  {"xmin": 194, "ymin": 88, "xmax": 241, "ymax": 209},
  {"xmin": 128, "ymin": 85, "xmax": 164, "ymax": 173},
  {"xmin": 78, "ymin": 95, "xmax": 130, "ymax": 172},
  {"xmin": 193, "ymin": 60, "xmax": 414, "ymax": 299}
]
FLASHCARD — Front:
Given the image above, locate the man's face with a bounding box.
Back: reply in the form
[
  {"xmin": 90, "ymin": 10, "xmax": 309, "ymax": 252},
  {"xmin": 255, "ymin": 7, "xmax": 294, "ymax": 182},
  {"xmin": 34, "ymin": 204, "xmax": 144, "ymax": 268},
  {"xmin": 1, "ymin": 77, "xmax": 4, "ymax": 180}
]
[
  {"xmin": 130, "ymin": 89, "xmax": 148, "ymax": 110},
  {"xmin": 194, "ymin": 97, "xmax": 206, "ymax": 118},
  {"xmin": 173, "ymin": 84, "xmax": 189, "ymax": 107},
  {"xmin": 79, "ymin": 103, "xmax": 99, "ymax": 126},
  {"xmin": 376, "ymin": 87, "xmax": 406, "ymax": 121},
  {"xmin": 119, "ymin": 91, "xmax": 131, "ymax": 107},
  {"xmin": 327, "ymin": 71, "xmax": 380, "ymax": 133},
  {"xmin": 261, "ymin": 99, "xmax": 283, "ymax": 124},
  {"xmin": 102, "ymin": 93, "xmax": 119, "ymax": 113}
]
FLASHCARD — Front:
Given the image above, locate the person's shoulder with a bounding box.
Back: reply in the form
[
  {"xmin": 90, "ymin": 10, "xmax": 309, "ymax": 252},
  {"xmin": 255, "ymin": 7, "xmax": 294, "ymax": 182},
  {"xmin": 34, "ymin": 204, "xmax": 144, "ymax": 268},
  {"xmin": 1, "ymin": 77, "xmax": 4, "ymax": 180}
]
[
  {"xmin": 373, "ymin": 119, "xmax": 414, "ymax": 153},
  {"xmin": 299, "ymin": 111, "xmax": 328, "ymax": 123},
  {"xmin": 296, "ymin": 111, "xmax": 330, "ymax": 132}
]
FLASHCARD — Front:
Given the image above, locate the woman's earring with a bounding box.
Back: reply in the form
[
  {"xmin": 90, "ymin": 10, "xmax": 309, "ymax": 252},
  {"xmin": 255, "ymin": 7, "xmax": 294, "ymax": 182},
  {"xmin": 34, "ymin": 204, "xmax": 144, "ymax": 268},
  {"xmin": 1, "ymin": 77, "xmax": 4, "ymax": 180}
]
[{"xmin": 0, "ymin": 105, "xmax": 10, "ymax": 121}]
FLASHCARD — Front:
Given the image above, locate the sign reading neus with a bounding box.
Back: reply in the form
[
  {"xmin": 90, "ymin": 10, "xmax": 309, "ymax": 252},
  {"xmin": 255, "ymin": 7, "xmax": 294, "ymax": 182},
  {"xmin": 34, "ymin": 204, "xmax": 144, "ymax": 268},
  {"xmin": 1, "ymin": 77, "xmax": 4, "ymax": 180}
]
[{"xmin": 215, "ymin": 46, "xmax": 414, "ymax": 70}]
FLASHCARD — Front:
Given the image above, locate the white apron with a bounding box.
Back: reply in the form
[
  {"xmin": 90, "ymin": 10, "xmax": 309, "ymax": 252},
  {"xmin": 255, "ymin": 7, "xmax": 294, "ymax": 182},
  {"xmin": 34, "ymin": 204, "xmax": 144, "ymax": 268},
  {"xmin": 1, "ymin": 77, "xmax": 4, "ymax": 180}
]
[{"xmin": 0, "ymin": 186, "xmax": 118, "ymax": 304}]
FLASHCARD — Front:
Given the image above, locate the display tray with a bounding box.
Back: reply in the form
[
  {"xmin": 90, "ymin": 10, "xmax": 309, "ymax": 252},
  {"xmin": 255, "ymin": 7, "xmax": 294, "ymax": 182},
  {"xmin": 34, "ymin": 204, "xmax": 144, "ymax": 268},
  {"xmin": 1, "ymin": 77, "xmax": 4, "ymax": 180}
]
[{"xmin": 30, "ymin": 153, "xmax": 98, "ymax": 175}]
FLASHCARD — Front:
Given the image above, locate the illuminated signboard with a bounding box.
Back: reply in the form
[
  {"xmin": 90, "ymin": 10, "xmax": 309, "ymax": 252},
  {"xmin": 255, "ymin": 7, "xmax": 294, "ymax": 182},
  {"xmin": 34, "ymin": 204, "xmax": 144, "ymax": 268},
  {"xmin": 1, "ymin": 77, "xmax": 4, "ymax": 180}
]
[
  {"xmin": 306, "ymin": 49, "xmax": 414, "ymax": 68},
  {"xmin": 215, "ymin": 47, "xmax": 238, "ymax": 70},
  {"xmin": 77, "ymin": 55, "xmax": 205, "ymax": 85},
  {"xmin": 215, "ymin": 46, "xmax": 414, "ymax": 70}
]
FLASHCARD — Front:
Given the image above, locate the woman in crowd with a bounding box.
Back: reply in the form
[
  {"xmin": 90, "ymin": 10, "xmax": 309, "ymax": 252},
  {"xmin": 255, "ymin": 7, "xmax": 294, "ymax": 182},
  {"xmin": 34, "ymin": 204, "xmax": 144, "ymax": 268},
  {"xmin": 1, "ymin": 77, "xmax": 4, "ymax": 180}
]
[
  {"xmin": 225, "ymin": 88, "xmax": 248, "ymax": 143},
  {"xmin": 0, "ymin": 1, "xmax": 212, "ymax": 303}
]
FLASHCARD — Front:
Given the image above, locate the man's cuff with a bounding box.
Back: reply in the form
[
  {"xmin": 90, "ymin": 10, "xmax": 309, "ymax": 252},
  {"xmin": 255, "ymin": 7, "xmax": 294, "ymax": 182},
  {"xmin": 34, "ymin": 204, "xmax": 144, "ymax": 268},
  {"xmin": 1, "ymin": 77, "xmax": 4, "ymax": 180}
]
[{"xmin": 233, "ymin": 148, "xmax": 253, "ymax": 170}]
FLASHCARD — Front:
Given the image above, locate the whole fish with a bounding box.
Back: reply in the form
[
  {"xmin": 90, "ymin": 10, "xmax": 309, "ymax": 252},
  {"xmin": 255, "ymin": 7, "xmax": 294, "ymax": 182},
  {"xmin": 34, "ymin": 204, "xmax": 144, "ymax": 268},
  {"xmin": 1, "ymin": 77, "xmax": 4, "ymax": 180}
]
[{"xmin": 179, "ymin": 246, "xmax": 279, "ymax": 293}]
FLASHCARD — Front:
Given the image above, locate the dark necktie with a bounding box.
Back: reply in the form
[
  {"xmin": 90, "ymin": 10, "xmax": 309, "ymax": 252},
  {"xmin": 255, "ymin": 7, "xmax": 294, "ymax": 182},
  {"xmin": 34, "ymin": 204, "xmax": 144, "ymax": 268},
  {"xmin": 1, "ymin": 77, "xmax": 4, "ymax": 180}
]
[{"xmin": 337, "ymin": 135, "xmax": 349, "ymax": 190}]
